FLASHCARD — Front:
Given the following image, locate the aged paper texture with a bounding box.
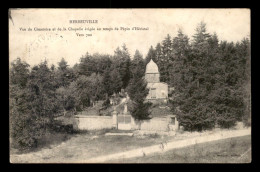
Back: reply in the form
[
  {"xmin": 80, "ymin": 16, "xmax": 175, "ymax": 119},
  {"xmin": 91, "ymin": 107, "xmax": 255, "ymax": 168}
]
[{"xmin": 9, "ymin": 8, "xmax": 251, "ymax": 163}]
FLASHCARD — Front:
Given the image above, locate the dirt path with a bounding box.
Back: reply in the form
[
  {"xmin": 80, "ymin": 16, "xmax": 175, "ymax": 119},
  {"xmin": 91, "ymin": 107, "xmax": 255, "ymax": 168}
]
[{"xmin": 85, "ymin": 128, "xmax": 251, "ymax": 163}]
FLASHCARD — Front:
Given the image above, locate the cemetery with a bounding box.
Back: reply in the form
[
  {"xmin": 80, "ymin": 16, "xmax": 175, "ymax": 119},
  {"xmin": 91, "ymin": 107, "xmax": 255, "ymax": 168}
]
[{"xmin": 71, "ymin": 59, "xmax": 179, "ymax": 134}]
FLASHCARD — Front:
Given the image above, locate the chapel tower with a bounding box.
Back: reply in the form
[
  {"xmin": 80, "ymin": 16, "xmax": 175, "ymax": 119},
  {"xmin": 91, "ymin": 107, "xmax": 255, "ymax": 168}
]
[{"xmin": 145, "ymin": 59, "xmax": 168, "ymax": 101}]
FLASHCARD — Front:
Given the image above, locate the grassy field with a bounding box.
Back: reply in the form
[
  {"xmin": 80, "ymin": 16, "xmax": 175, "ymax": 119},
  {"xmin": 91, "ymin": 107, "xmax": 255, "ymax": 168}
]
[
  {"xmin": 118, "ymin": 135, "xmax": 251, "ymax": 163},
  {"xmin": 10, "ymin": 127, "xmax": 251, "ymax": 163},
  {"xmin": 10, "ymin": 129, "xmax": 175, "ymax": 163}
]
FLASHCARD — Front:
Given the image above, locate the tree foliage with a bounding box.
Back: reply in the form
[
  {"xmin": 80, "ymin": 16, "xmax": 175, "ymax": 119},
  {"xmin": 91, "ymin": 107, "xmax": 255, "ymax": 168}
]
[
  {"xmin": 168, "ymin": 22, "xmax": 250, "ymax": 131},
  {"xmin": 127, "ymin": 50, "xmax": 151, "ymax": 120},
  {"xmin": 10, "ymin": 60, "xmax": 59, "ymax": 149}
]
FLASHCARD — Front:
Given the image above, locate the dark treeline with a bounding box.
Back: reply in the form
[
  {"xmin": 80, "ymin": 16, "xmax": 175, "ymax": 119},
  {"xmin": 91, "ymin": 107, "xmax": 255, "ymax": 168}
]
[
  {"xmin": 10, "ymin": 22, "xmax": 250, "ymax": 149},
  {"xmin": 146, "ymin": 22, "xmax": 250, "ymax": 131}
]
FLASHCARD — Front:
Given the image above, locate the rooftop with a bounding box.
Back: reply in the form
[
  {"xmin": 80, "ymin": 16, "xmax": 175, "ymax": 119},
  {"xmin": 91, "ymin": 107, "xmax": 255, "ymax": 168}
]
[{"xmin": 145, "ymin": 59, "xmax": 159, "ymax": 74}]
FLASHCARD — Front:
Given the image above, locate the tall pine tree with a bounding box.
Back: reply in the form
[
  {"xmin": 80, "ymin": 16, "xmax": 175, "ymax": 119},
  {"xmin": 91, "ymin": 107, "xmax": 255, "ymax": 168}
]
[{"xmin": 127, "ymin": 51, "xmax": 151, "ymax": 120}]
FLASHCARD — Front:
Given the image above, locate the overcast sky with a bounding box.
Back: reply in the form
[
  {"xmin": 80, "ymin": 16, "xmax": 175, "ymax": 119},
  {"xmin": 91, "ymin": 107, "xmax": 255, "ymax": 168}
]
[{"xmin": 9, "ymin": 9, "xmax": 250, "ymax": 67}]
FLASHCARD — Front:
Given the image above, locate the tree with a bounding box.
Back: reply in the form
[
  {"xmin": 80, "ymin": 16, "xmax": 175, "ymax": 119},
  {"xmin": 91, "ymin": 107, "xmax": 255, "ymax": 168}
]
[
  {"xmin": 145, "ymin": 46, "xmax": 156, "ymax": 65},
  {"xmin": 10, "ymin": 60, "xmax": 59, "ymax": 149},
  {"xmin": 170, "ymin": 29, "xmax": 190, "ymax": 87},
  {"xmin": 212, "ymin": 38, "xmax": 250, "ymax": 128},
  {"xmin": 160, "ymin": 34, "xmax": 172, "ymax": 83},
  {"xmin": 154, "ymin": 43, "xmax": 162, "ymax": 64},
  {"xmin": 172, "ymin": 22, "xmax": 216, "ymax": 131},
  {"xmin": 10, "ymin": 83, "xmax": 37, "ymax": 148},
  {"xmin": 102, "ymin": 67, "xmax": 113, "ymax": 96},
  {"xmin": 113, "ymin": 44, "xmax": 131, "ymax": 88},
  {"xmin": 56, "ymin": 86, "xmax": 76, "ymax": 116},
  {"xmin": 87, "ymin": 73, "xmax": 104, "ymax": 105},
  {"xmin": 73, "ymin": 73, "xmax": 105, "ymax": 108},
  {"xmin": 211, "ymin": 87, "xmax": 243, "ymax": 128},
  {"xmin": 130, "ymin": 50, "xmax": 145, "ymax": 78},
  {"xmin": 58, "ymin": 57, "xmax": 69, "ymax": 71},
  {"xmin": 78, "ymin": 52, "xmax": 96, "ymax": 76},
  {"xmin": 92, "ymin": 53, "xmax": 112, "ymax": 74},
  {"xmin": 239, "ymin": 38, "xmax": 251, "ymax": 126},
  {"xmin": 9, "ymin": 59, "xmax": 33, "ymax": 149},
  {"xmin": 9, "ymin": 58, "xmax": 31, "ymax": 146},
  {"xmin": 27, "ymin": 61, "xmax": 59, "ymax": 124},
  {"xmin": 171, "ymin": 22, "xmax": 251, "ymax": 131},
  {"xmin": 56, "ymin": 58, "xmax": 74, "ymax": 87},
  {"xmin": 192, "ymin": 21, "xmax": 211, "ymax": 47},
  {"xmin": 10, "ymin": 58, "xmax": 30, "ymax": 89},
  {"xmin": 127, "ymin": 61, "xmax": 151, "ymax": 120},
  {"xmin": 110, "ymin": 68, "xmax": 123, "ymax": 94}
]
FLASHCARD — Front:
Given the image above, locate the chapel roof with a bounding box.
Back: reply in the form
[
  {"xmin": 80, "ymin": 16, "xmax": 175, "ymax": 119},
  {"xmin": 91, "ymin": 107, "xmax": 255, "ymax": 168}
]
[{"xmin": 145, "ymin": 59, "xmax": 159, "ymax": 73}]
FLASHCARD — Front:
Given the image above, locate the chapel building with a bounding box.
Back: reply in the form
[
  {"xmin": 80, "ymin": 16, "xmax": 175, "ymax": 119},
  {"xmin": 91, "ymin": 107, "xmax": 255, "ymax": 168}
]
[{"xmin": 145, "ymin": 59, "xmax": 168, "ymax": 101}]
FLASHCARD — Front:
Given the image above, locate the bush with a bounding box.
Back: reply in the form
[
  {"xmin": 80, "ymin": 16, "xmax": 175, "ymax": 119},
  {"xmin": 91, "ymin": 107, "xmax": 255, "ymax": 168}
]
[
  {"xmin": 147, "ymin": 133, "xmax": 160, "ymax": 138},
  {"xmin": 217, "ymin": 112, "xmax": 237, "ymax": 129},
  {"xmin": 128, "ymin": 100, "xmax": 152, "ymax": 120},
  {"xmin": 243, "ymin": 113, "xmax": 251, "ymax": 127},
  {"xmin": 51, "ymin": 120, "xmax": 74, "ymax": 134},
  {"xmin": 102, "ymin": 98, "xmax": 110, "ymax": 109},
  {"xmin": 10, "ymin": 90, "xmax": 45, "ymax": 150}
]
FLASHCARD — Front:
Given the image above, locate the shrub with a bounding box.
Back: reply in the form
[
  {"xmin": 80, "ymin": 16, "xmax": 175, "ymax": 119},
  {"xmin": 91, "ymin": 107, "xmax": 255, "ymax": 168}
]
[
  {"xmin": 147, "ymin": 133, "xmax": 160, "ymax": 138},
  {"xmin": 51, "ymin": 120, "xmax": 74, "ymax": 134},
  {"xmin": 217, "ymin": 112, "xmax": 237, "ymax": 129},
  {"xmin": 102, "ymin": 98, "xmax": 111, "ymax": 109}
]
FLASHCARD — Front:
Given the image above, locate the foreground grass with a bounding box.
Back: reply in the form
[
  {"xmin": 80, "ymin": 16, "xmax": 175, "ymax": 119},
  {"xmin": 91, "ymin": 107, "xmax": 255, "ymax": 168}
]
[
  {"xmin": 120, "ymin": 135, "xmax": 251, "ymax": 163},
  {"xmin": 10, "ymin": 128, "xmax": 251, "ymax": 163},
  {"xmin": 10, "ymin": 129, "xmax": 173, "ymax": 163}
]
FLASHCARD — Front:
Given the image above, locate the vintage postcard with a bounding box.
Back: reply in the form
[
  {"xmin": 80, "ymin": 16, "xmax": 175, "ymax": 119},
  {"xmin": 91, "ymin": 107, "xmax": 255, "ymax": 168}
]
[{"xmin": 9, "ymin": 8, "xmax": 251, "ymax": 163}]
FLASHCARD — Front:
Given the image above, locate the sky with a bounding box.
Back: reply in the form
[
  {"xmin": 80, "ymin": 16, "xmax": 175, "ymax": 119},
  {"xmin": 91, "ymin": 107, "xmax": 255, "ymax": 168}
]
[{"xmin": 9, "ymin": 9, "xmax": 250, "ymax": 67}]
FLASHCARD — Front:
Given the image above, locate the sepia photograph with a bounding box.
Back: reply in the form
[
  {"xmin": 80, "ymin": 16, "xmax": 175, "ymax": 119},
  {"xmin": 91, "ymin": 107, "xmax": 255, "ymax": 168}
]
[{"xmin": 9, "ymin": 8, "xmax": 251, "ymax": 163}]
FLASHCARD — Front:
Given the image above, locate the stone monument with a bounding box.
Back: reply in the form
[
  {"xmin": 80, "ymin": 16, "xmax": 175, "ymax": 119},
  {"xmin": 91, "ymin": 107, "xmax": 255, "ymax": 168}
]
[{"xmin": 112, "ymin": 107, "xmax": 118, "ymax": 129}]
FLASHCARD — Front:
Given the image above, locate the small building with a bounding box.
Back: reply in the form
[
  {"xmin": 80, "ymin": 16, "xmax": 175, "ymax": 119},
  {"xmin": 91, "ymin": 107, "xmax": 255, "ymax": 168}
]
[{"xmin": 145, "ymin": 59, "xmax": 168, "ymax": 101}]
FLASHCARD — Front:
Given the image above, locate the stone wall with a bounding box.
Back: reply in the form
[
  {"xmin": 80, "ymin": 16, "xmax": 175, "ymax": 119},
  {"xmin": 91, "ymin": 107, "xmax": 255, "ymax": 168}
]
[
  {"xmin": 73, "ymin": 114, "xmax": 178, "ymax": 132},
  {"xmin": 73, "ymin": 115, "xmax": 113, "ymax": 130},
  {"xmin": 131, "ymin": 116, "xmax": 178, "ymax": 132},
  {"xmin": 140, "ymin": 117, "xmax": 169, "ymax": 131}
]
